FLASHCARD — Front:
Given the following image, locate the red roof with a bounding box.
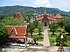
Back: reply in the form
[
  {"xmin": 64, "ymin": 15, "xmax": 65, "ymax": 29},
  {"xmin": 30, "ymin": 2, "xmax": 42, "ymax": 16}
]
[
  {"xmin": 9, "ymin": 36, "xmax": 26, "ymax": 39},
  {"xmin": 54, "ymin": 18, "xmax": 63, "ymax": 22},
  {"xmin": 36, "ymin": 15, "xmax": 44, "ymax": 21},
  {"xmin": 15, "ymin": 27, "xmax": 26, "ymax": 36},
  {"xmin": 37, "ymin": 14, "xmax": 63, "ymax": 22},
  {"xmin": 16, "ymin": 12, "xmax": 24, "ymax": 19},
  {"xmin": 47, "ymin": 16, "xmax": 54, "ymax": 21},
  {"xmin": 7, "ymin": 26, "xmax": 27, "ymax": 39}
]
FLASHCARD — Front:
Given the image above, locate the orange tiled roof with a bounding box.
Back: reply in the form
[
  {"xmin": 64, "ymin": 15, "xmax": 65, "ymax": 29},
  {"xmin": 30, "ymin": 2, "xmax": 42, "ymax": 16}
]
[
  {"xmin": 16, "ymin": 12, "xmax": 24, "ymax": 18},
  {"xmin": 36, "ymin": 15, "xmax": 44, "ymax": 21},
  {"xmin": 53, "ymin": 18, "xmax": 63, "ymax": 22},
  {"xmin": 9, "ymin": 36, "xmax": 26, "ymax": 39},
  {"xmin": 7, "ymin": 26, "xmax": 27, "ymax": 39},
  {"xmin": 47, "ymin": 16, "xmax": 54, "ymax": 20},
  {"xmin": 37, "ymin": 14, "xmax": 63, "ymax": 22},
  {"xmin": 15, "ymin": 27, "xmax": 26, "ymax": 36}
]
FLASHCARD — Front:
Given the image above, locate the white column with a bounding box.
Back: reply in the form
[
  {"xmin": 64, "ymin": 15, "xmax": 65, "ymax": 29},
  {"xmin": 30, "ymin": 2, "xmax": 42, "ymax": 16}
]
[{"xmin": 24, "ymin": 38, "xmax": 27, "ymax": 47}]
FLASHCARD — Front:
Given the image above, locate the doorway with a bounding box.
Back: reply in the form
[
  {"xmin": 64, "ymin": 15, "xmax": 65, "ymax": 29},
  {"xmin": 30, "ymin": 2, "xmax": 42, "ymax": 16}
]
[{"xmin": 44, "ymin": 22, "xmax": 47, "ymax": 26}]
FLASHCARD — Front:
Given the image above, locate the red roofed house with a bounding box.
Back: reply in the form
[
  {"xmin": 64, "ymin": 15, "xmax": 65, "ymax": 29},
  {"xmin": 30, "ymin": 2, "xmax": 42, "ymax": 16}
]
[
  {"xmin": 36, "ymin": 13, "xmax": 63, "ymax": 26},
  {"xmin": 16, "ymin": 12, "xmax": 24, "ymax": 19},
  {"xmin": 7, "ymin": 25, "xmax": 28, "ymax": 46}
]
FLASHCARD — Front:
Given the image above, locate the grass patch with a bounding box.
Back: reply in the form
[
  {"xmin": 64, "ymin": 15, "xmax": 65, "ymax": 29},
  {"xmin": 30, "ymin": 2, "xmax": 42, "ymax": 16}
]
[{"xmin": 48, "ymin": 27, "xmax": 70, "ymax": 47}]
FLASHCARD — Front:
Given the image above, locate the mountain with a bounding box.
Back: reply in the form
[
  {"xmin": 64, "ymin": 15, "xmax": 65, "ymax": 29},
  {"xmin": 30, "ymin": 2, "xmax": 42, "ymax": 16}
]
[
  {"xmin": 69, "ymin": 11, "xmax": 70, "ymax": 14},
  {"xmin": 0, "ymin": 5, "xmax": 70, "ymax": 17}
]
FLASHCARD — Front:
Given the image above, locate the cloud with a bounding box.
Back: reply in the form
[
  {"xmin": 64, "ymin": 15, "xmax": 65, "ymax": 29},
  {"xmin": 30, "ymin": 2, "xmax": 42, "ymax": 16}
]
[
  {"xmin": 50, "ymin": 0, "xmax": 70, "ymax": 11},
  {"xmin": 33, "ymin": 0, "xmax": 51, "ymax": 7},
  {"xmin": 58, "ymin": 0, "xmax": 70, "ymax": 8}
]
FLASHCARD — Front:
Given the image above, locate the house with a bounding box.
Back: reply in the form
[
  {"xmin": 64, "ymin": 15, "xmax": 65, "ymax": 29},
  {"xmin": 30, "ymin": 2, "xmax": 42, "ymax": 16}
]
[
  {"xmin": 15, "ymin": 12, "xmax": 24, "ymax": 19},
  {"xmin": 7, "ymin": 25, "xmax": 28, "ymax": 45},
  {"xmin": 36, "ymin": 13, "xmax": 63, "ymax": 26}
]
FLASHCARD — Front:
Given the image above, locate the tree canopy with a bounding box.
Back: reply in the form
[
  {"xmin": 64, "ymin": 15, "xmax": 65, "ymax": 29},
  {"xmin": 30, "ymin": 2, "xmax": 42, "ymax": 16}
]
[
  {"xmin": 2, "ymin": 17, "xmax": 25, "ymax": 26},
  {"xmin": 64, "ymin": 17, "xmax": 70, "ymax": 34},
  {"xmin": 0, "ymin": 22, "xmax": 8, "ymax": 45}
]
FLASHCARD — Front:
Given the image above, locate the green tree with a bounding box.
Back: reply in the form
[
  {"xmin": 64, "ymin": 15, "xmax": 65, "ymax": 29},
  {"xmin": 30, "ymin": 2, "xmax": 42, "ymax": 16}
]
[
  {"xmin": 2, "ymin": 17, "xmax": 25, "ymax": 25},
  {"xmin": 57, "ymin": 20, "xmax": 64, "ymax": 28},
  {"xmin": 32, "ymin": 23, "xmax": 43, "ymax": 45},
  {"xmin": 64, "ymin": 23, "xmax": 70, "ymax": 34},
  {"xmin": 26, "ymin": 11, "xmax": 35, "ymax": 17},
  {"xmin": 33, "ymin": 19, "xmax": 38, "ymax": 28},
  {"xmin": 0, "ymin": 23, "xmax": 8, "ymax": 45},
  {"xmin": 32, "ymin": 34, "xmax": 43, "ymax": 45},
  {"xmin": 28, "ymin": 22, "xmax": 35, "ymax": 37},
  {"xmin": 37, "ymin": 24, "xmax": 43, "ymax": 35},
  {"xmin": 24, "ymin": 17, "xmax": 30, "ymax": 22},
  {"xmin": 49, "ymin": 22, "xmax": 58, "ymax": 35},
  {"xmin": 64, "ymin": 17, "xmax": 70, "ymax": 24},
  {"xmin": 0, "ymin": 14, "xmax": 5, "ymax": 21},
  {"xmin": 28, "ymin": 21, "xmax": 43, "ymax": 45},
  {"xmin": 67, "ymin": 36, "xmax": 70, "ymax": 41},
  {"xmin": 64, "ymin": 17, "xmax": 70, "ymax": 34},
  {"xmin": 56, "ymin": 33, "xmax": 67, "ymax": 46}
]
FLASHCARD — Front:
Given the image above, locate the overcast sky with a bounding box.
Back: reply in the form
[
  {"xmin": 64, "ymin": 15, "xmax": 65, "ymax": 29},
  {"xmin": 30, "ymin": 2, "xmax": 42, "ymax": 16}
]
[{"xmin": 0, "ymin": 0, "xmax": 70, "ymax": 12}]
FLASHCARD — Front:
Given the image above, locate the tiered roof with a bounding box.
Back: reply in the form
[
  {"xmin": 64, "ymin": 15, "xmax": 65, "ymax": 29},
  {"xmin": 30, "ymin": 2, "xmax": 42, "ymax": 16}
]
[{"xmin": 36, "ymin": 14, "xmax": 63, "ymax": 22}]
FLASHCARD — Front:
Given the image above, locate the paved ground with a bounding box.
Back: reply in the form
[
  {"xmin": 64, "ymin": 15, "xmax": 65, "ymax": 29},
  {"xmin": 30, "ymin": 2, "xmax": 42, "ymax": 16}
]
[
  {"xmin": 0, "ymin": 48, "xmax": 2, "ymax": 52},
  {"xmin": 38, "ymin": 26, "xmax": 50, "ymax": 46},
  {"xmin": 43, "ymin": 28, "xmax": 50, "ymax": 46},
  {"xmin": 2, "ymin": 46, "xmax": 70, "ymax": 52}
]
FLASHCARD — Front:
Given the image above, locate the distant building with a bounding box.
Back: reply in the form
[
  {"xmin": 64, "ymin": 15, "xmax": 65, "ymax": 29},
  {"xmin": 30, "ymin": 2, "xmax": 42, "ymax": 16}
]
[
  {"xmin": 36, "ymin": 13, "xmax": 63, "ymax": 26},
  {"xmin": 15, "ymin": 12, "xmax": 24, "ymax": 19}
]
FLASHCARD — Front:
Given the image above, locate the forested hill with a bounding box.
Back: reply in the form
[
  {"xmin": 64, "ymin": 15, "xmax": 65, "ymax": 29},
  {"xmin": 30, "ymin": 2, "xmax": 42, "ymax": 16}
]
[{"xmin": 0, "ymin": 5, "xmax": 70, "ymax": 17}]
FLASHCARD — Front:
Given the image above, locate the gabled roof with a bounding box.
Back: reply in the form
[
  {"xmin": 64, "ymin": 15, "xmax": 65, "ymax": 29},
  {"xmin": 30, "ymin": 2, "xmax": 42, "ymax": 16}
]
[
  {"xmin": 7, "ymin": 26, "xmax": 27, "ymax": 39},
  {"xmin": 16, "ymin": 12, "xmax": 24, "ymax": 19}
]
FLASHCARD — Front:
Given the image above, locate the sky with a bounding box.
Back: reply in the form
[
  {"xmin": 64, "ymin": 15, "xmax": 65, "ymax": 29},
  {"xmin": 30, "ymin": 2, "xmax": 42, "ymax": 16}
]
[{"xmin": 0, "ymin": 0, "xmax": 70, "ymax": 12}]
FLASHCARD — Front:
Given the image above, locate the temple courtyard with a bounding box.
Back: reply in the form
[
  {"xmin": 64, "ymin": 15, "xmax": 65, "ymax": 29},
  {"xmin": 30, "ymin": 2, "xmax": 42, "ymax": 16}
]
[{"xmin": 1, "ymin": 27, "xmax": 70, "ymax": 52}]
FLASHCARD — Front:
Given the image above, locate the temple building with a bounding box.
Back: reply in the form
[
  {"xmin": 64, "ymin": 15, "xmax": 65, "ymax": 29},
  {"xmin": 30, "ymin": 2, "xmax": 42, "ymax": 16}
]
[
  {"xmin": 36, "ymin": 13, "xmax": 63, "ymax": 26},
  {"xmin": 15, "ymin": 12, "xmax": 24, "ymax": 19},
  {"xmin": 7, "ymin": 25, "xmax": 28, "ymax": 46}
]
